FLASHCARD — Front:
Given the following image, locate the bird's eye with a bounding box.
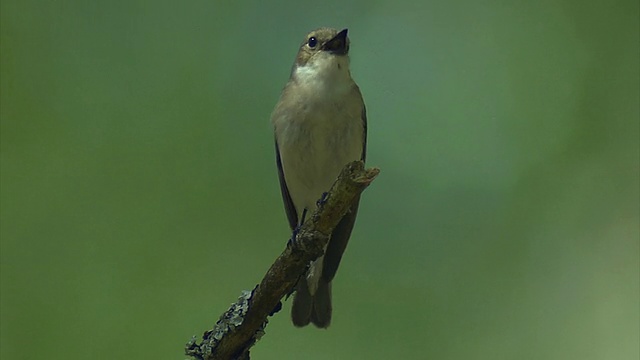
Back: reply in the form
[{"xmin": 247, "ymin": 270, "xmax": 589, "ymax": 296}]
[{"xmin": 308, "ymin": 37, "xmax": 318, "ymax": 48}]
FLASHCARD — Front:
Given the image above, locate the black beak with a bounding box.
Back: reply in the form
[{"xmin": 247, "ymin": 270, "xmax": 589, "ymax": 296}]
[{"xmin": 322, "ymin": 28, "xmax": 349, "ymax": 55}]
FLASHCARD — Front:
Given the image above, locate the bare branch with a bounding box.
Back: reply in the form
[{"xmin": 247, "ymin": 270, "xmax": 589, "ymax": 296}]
[{"xmin": 185, "ymin": 161, "xmax": 380, "ymax": 360}]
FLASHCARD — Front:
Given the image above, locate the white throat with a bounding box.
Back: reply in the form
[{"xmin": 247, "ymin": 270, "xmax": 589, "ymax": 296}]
[{"xmin": 293, "ymin": 54, "xmax": 352, "ymax": 94}]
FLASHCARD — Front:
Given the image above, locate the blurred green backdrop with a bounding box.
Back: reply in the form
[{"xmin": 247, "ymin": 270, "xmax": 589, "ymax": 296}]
[{"xmin": 1, "ymin": 0, "xmax": 638, "ymax": 359}]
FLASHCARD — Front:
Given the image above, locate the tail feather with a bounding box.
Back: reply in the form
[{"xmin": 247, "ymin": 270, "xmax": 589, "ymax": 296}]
[
  {"xmin": 291, "ymin": 277, "xmax": 313, "ymax": 327},
  {"xmin": 310, "ymin": 279, "xmax": 332, "ymax": 328},
  {"xmin": 291, "ymin": 277, "xmax": 332, "ymax": 328}
]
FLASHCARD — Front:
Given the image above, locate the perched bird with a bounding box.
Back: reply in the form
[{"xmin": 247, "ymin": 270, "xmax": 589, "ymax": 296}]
[{"xmin": 271, "ymin": 28, "xmax": 367, "ymax": 328}]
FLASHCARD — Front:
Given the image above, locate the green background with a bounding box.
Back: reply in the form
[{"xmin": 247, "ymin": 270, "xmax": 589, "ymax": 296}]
[{"xmin": 1, "ymin": 1, "xmax": 638, "ymax": 359}]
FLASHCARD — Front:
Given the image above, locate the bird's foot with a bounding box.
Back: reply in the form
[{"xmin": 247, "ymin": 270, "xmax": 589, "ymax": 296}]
[
  {"xmin": 287, "ymin": 225, "xmax": 302, "ymax": 248},
  {"xmin": 316, "ymin": 192, "xmax": 329, "ymax": 207}
]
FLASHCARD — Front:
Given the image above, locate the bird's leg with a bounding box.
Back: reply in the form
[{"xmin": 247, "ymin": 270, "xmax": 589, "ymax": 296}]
[
  {"xmin": 316, "ymin": 191, "xmax": 329, "ymax": 208},
  {"xmin": 287, "ymin": 209, "xmax": 308, "ymax": 248}
]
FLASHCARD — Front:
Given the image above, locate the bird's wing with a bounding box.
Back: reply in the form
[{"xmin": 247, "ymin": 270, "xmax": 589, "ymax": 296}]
[
  {"xmin": 361, "ymin": 105, "xmax": 367, "ymax": 162},
  {"xmin": 275, "ymin": 140, "xmax": 299, "ymax": 230},
  {"xmin": 322, "ymin": 103, "xmax": 367, "ymax": 282}
]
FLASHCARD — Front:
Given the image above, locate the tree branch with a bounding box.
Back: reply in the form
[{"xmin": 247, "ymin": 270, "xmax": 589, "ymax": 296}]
[{"xmin": 185, "ymin": 161, "xmax": 380, "ymax": 360}]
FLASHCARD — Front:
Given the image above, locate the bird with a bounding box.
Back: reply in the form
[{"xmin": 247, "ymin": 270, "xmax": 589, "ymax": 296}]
[{"xmin": 270, "ymin": 28, "xmax": 367, "ymax": 328}]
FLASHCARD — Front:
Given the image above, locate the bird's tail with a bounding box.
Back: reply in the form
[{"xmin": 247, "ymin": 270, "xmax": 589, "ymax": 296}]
[{"xmin": 291, "ymin": 275, "xmax": 332, "ymax": 328}]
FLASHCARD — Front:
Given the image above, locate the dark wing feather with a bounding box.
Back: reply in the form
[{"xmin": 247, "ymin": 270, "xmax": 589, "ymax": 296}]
[
  {"xmin": 275, "ymin": 140, "xmax": 298, "ymax": 230},
  {"xmin": 322, "ymin": 199, "xmax": 361, "ymax": 281},
  {"xmin": 361, "ymin": 105, "xmax": 367, "ymax": 162},
  {"xmin": 322, "ymin": 103, "xmax": 367, "ymax": 282}
]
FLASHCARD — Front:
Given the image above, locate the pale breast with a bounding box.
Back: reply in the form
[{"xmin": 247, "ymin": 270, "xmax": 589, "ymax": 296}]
[{"xmin": 274, "ymin": 92, "xmax": 364, "ymax": 221}]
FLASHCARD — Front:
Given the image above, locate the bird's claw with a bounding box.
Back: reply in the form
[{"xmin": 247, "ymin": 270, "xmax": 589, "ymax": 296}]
[
  {"xmin": 287, "ymin": 225, "xmax": 302, "ymax": 248},
  {"xmin": 316, "ymin": 192, "xmax": 329, "ymax": 207}
]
